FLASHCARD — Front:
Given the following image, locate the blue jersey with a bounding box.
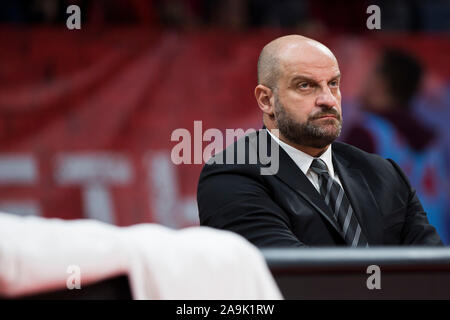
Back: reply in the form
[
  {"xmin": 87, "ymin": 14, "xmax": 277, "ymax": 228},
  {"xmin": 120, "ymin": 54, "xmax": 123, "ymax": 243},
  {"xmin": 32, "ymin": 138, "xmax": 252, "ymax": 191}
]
[{"xmin": 362, "ymin": 112, "xmax": 449, "ymax": 243}]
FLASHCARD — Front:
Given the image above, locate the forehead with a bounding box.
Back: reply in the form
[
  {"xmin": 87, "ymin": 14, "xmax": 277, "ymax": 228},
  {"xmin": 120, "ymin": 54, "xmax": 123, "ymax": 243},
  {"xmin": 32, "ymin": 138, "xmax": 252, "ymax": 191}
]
[{"xmin": 278, "ymin": 43, "xmax": 340, "ymax": 81}]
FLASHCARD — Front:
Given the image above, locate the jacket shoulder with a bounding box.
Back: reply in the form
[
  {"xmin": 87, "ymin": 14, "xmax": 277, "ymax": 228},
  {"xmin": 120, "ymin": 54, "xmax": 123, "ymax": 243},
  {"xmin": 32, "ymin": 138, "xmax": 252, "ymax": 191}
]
[
  {"xmin": 333, "ymin": 141, "xmax": 387, "ymax": 163},
  {"xmin": 333, "ymin": 141, "xmax": 402, "ymax": 179},
  {"xmin": 199, "ymin": 130, "xmax": 266, "ymax": 177}
]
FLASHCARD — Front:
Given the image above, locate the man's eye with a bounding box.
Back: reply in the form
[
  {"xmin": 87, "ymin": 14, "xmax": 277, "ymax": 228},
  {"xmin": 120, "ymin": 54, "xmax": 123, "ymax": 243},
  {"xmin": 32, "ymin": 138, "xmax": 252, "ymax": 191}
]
[
  {"xmin": 330, "ymin": 80, "xmax": 339, "ymax": 87},
  {"xmin": 298, "ymin": 82, "xmax": 309, "ymax": 89}
]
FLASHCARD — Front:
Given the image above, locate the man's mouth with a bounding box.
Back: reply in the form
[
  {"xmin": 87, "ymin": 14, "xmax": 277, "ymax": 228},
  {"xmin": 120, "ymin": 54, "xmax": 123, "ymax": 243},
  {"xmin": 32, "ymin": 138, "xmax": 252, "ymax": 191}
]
[
  {"xmin": 318, "ymin": 115, "xmax": 337, "ymax": 119},
  {"xmin": 314, "ymin": 114, "xmax": 338, "ymax": 120}
]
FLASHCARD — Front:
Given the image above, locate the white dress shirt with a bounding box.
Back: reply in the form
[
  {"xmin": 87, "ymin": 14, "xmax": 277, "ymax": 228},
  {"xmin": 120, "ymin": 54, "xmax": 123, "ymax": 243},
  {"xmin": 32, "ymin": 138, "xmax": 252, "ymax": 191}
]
[{"xmin": 267, "ymin": 129, "xmax": 343, "ymax": 192}]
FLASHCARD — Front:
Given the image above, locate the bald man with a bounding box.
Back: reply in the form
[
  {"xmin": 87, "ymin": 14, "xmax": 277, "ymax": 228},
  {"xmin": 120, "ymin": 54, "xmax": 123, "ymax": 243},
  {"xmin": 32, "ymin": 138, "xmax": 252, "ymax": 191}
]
[{"xmin": 197, "ymin": 35, "xmax": 442, "ymax": 247}]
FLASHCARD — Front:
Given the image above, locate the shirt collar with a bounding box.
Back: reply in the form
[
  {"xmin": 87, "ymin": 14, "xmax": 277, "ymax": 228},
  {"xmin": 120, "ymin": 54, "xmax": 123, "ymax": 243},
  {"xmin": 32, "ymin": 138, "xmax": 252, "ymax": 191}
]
[{"xmin": 267, "ymin": 129, "xmax": 335, "ymax": 178}]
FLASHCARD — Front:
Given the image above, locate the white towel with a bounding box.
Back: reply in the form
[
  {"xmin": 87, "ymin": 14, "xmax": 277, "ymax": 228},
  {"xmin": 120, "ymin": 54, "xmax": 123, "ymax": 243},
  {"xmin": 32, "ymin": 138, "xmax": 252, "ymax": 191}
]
[{"xmin": 0, "ymin": 213, "xmax": 282, "ymax": 299}]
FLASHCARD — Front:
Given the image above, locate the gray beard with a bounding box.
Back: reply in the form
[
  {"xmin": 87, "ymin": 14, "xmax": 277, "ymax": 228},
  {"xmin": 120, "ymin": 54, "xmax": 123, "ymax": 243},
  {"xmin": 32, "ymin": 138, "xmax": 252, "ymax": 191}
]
[{"xmin": 274, "ymin": 96, "xmax": 342, "ymax": 149}]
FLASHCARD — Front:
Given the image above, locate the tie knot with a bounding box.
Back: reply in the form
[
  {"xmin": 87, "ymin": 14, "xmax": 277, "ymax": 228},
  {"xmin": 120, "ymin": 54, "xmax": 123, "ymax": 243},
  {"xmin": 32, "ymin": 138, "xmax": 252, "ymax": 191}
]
[{"xmin": 310, "ymin": 158, "xmax": 329, "ymax": 176}]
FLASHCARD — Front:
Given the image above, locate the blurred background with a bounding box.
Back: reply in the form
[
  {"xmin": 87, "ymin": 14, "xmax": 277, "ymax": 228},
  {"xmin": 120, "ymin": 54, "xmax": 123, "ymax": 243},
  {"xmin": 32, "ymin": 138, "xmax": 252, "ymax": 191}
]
[{"xmin": 0, "ymin": 0, "xmax": 449, "ymax": 242}]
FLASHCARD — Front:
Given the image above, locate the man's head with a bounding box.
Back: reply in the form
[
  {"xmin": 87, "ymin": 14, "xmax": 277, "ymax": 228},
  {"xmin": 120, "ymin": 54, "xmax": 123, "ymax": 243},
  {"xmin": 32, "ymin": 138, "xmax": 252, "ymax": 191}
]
[
  {"xmin": 361, "ymin": 49, "xmax": 423, "ymax": 112},
  {"xmin": 255, "ymin": 35, "xmax": 342, "ymax": 154}
]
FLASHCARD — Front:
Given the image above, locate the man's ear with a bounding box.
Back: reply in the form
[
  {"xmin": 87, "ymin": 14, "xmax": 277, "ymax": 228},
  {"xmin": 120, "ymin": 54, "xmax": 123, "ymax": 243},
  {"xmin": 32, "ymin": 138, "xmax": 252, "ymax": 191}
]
[{"xmin": 254, "ymin": 85, "xmax": 274, "ymax": 117}]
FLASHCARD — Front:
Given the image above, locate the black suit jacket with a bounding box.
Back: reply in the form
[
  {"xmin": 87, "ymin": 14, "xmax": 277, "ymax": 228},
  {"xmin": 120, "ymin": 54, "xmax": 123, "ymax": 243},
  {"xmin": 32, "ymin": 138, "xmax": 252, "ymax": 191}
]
[{"xmin": 197, "ymin": 129, "xmax": 443, "ymax": 247}]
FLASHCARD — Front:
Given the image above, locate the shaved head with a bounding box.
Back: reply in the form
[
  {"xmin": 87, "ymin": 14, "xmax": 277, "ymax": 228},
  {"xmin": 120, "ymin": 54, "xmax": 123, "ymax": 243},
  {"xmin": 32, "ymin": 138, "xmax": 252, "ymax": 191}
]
[
  {"xmin": 254, "ymin": 35, "xmax": 342, "ymax": 156},
  {"xmin": 257, "ymin": 35, "xmax": 337, "ymax": 90}
]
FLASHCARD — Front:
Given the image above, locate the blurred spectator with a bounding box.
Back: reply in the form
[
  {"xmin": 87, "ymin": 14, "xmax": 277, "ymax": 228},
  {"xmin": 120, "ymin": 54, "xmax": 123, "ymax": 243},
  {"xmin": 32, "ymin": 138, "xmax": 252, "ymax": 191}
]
[
  {"xmin": 248, "ymin": 0, "xmax": 309, "ymax": 29},
  {"xmin": 30, "ymin": 0, "xmax": 62, "ymax": 24},
  {"xmin": 344, "ymin": 49, "xmax": 449, "ymax": 242},
  {"xmin": 347, "ymin": 49, "xmax": 429, "ymax": 153},
  {"xmin": 374, "ymin": 0, "xmax": 450, "ymax": 31},
  {"xmin": 1, "ymin": 0, "xmax": 448, "ymax": 32}
]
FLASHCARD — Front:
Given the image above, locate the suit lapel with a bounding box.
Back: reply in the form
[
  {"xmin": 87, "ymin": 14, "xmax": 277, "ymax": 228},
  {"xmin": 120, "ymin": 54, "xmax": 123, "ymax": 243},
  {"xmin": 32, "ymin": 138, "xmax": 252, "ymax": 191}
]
[
  {"xmin": 332, "ymin": 148, "xmax": 383, "ymax": 245},
  {"xmin": 259, "ymin": 130, "xmax": 345, "ymax": 240}
]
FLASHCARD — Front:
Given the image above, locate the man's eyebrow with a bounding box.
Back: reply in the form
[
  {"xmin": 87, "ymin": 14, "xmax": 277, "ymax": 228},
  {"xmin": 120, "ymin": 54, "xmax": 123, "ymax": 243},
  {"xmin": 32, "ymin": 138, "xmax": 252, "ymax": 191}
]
[
  {"xmin": 329, "ymin": 73, "xmax": 341, "ymax": 81},
  {"xmin": 290, "ymin": 73, "xmax": 341, "ymax": 84},
  {"xmin": 290, "ymin": 75, "xmax": 317, "ymax": 83}
]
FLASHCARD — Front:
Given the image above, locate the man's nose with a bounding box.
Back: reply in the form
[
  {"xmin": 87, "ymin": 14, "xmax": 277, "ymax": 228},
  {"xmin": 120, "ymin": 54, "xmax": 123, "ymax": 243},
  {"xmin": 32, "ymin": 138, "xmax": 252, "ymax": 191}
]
[{"xmin": 315, "ymin": 87, "xmax": 337, "ymax": 109}]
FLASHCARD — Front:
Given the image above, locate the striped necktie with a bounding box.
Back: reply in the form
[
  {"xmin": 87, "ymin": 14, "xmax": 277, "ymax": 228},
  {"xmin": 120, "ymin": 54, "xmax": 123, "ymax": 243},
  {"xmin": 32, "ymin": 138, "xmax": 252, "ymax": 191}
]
[{"xmin": 310, "ymin": 158, "xmax": 368, "ymax": 247}]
